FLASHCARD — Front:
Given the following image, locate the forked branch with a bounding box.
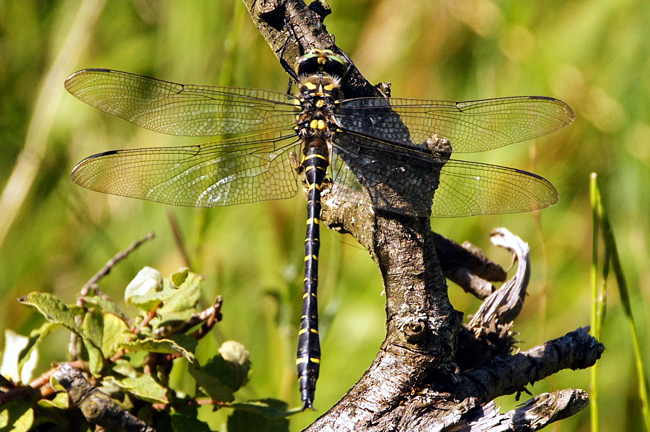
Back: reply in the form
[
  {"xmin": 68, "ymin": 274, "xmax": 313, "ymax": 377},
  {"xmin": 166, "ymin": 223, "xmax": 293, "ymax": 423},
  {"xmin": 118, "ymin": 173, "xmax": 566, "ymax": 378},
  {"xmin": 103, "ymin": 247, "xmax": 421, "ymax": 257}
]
[{"xmin": 242, "ymin": 1, "xmax": 602, "ymax": 430}]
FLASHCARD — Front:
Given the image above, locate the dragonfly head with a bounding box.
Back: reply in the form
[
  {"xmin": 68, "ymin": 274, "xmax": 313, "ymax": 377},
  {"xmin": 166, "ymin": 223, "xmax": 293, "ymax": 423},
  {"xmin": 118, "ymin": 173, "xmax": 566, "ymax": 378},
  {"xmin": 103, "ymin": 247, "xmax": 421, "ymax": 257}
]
[{"xmin": 296, "ymin": 49, "xmax": 349, "ymax": 79}]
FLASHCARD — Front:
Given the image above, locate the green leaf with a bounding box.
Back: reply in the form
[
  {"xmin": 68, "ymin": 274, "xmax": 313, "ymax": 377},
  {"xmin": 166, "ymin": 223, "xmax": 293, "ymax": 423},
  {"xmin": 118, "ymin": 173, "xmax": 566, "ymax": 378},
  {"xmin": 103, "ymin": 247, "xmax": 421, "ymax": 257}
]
[
  {"xmin": 83, "ymin": 338, "xmax": 105, "ymax": 376},
  {"xmin": 228, "ymin": 399, "xmax": 290, "ymax": 432},
  {"xmin": 19, "ymin": 293, "xmax": 105, "ymax": 374},
  {"xmin": 188, "ymin": 356, "xmax": 236, "ymax": 402},
  {"xmin": 82, "ymin": 295, "xmax": 129, "ymax": 322},
  {"xmin": 78, "ymin": 311, "xmax": 107, "ymax": 375},
  {"xmin": 81, "ymin": 310, "xmax": 103, "ymax": 348},
  {"xmin": 0, "ymin": 399, "xmax": 35, "ymax": 432},
  {"xmin": 104, "ymin": 374, "xmax": 169, "ymax": 404},
  {"xmin": 218, "ymin": 341, "xmax": 250, "ymax": 390},
  {"xmin": 81, "ymin": 311, "xmax": 130, "ymax": 359},
  {"xmin": 101, "ymin": 313, "xmax": 132, "ymax": 356},
  {"xmin": 120, "ymin": 338, "xmax": 195, "ymax": 362},
  {"xmin": 170, "ymin": 413, "xmax": 212, "ymax": 432},
  {"xmin": 168, "ymin": 334, "xmax": 198, "ymax": 356},
  {"xmin": 37, "ymin": 391, "xmax": 70, "ymax": 409},
  {"xmin": 18, "ymin": 292, "xmax": 79, "ymax": 330},
  {"xmin": 18, "ymin": 323, "xmax": 55, "ymax": 383},
  {"xmin": 151, "ymin": 410, "xmax": 174, "ymax": 432},
  {"xmin": 170, "ymin": 267, "xmax": 189, "ymax": 287},
  {"xmin": 111, "ymin": 359, "xmax": 138, "ymax": 378},
  {"xmin": 154, "ymin": 272, "xmax": 204, "ymax": 326},
  {"xmin": 125, "ymin": 267, "xmax": 179, "ymax": 311}
]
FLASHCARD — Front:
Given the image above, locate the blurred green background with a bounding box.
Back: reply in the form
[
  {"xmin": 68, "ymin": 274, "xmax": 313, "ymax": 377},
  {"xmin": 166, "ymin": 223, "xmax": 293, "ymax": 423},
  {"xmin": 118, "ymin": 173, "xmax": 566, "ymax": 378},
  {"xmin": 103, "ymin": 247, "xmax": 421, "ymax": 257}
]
[{"xmin": 1, "ymin": 0, "xmax": 649, "ymax": 430}]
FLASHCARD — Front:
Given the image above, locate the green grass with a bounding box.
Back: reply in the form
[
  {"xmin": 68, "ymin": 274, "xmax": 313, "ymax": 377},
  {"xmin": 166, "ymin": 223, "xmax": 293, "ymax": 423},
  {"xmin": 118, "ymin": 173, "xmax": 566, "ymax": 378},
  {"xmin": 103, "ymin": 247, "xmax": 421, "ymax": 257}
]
[{"xmin": 591, "ymin": 173, "xmax": 650, "ymax": 432}]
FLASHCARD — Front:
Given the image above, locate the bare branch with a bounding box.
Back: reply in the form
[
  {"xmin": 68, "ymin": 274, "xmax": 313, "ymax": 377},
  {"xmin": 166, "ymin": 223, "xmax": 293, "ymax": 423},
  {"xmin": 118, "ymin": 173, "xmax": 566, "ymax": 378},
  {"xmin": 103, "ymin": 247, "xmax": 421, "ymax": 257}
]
[
  {"xmin": 80, "ymin": 231, "xmax": 155, "ymax": 297},
  {"xmin": 53, "ymin": 364, "xmax": 156, "ymax": 432}
]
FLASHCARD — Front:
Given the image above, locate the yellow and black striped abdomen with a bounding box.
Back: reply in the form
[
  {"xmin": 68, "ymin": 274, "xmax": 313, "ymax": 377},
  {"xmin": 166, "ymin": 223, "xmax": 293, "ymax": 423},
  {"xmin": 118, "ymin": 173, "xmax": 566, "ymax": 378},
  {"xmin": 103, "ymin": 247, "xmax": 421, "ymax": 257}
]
[{"xmin": 296, "ymin": 139, "xmax": 329, "ymax": 410}]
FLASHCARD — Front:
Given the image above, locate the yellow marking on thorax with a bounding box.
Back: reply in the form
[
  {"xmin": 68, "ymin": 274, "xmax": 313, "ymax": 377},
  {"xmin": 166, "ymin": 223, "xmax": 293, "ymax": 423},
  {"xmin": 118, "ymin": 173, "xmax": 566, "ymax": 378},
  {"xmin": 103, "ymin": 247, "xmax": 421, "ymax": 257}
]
[{"xmin": 308, "ymin": 119, "xmax": 327, "ymax": 130}]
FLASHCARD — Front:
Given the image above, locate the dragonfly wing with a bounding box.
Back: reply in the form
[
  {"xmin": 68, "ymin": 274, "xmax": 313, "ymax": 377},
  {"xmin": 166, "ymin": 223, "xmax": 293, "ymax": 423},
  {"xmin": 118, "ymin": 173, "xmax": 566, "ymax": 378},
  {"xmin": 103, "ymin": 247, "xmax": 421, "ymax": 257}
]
[
  {"xmin": 65, "ymin": 69, "xmax": 298, "ymax": 137},
  {"xmin": 332, "ymin": 132, "xmax": 557, "ymax": 218},
  {"xmin": 431, "ymin": 160, "xmax": 558, "ymax": 218},
  {"xmin": 71, "ymin": 133, "xmax": 301, "ymax": 207},
  {"xmin": 335, "ymin": 96, "xmax": 574, "ymax": 153},
  {"xmin": 327, "ymin": 150, "xmax": 373, "ymax": 211},
  {"xmin": 332, "ymin": 132, "xmax": 443, "ymax": 217}
]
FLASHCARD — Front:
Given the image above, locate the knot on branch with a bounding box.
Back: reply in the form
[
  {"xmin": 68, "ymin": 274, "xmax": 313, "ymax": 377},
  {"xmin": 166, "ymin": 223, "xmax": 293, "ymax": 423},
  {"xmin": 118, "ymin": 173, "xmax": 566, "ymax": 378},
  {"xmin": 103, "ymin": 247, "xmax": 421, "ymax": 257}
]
[{"xmin": 399, "ymin": 316, "xmax": 429, "ymax": 344}]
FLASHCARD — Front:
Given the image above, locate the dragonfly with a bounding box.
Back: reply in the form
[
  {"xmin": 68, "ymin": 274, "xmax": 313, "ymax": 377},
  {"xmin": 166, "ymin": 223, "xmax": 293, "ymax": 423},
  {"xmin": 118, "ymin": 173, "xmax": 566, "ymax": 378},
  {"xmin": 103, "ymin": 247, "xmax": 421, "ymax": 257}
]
[{"xmin": 65, "ymin": 49, "xmax": 574, "ymax": 410}]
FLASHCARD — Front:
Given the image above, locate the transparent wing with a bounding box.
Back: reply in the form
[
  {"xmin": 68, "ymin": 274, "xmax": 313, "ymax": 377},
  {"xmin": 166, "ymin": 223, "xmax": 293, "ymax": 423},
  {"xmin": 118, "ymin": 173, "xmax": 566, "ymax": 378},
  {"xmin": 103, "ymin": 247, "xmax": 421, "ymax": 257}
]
[
  {"xmin": 331, "ymin": 132, "xmax": 557, "ymax": 218},
  {"xmin": 430, "ymin": 160, "xmax": 557, "ymax": 218},
  {"xmin": 332, "ymin": 132, "xmax": 442, "ymax": 216},
  {"xmin": 71, "ymin": 132, "xmax": 301, "ymax": 207},
  {"xmin": 328, "ymin": 150, "xmax": 372, "ymax": 210},
  {"xmin": 334, "ymin": 96, "xmax": 574, "ymax": 153},
  {"xmin": 65, "ymin": 69, "xmax": 299, "ymax": 137}
]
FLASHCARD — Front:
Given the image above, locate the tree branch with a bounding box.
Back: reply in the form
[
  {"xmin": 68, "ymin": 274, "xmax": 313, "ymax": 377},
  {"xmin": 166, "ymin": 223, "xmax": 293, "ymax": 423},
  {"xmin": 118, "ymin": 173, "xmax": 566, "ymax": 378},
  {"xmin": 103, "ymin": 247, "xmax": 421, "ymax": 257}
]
[
  {"xmin": 53, "ymin": 364, "xmax": 156, "ymax": 432},
  {"xmin": 242, "ymin": 1, "xmax": 602, "ymax": 430}
]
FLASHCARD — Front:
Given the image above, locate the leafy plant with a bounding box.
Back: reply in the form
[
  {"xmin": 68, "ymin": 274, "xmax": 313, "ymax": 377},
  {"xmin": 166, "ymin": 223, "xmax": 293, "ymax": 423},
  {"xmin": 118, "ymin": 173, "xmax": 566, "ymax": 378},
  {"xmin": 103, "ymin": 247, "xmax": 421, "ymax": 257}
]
[{"xmin": 0, "ymin": 251, "xmax": 291, "ymax": 432}]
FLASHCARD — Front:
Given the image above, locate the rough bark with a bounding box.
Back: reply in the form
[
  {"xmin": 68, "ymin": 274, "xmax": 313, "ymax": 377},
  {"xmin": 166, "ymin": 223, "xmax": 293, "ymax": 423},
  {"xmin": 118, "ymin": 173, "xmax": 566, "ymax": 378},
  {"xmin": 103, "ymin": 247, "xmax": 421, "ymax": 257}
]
[
  {"xmin": 53, "ymin": 364, "xmax": 156, "ymax": 432},
  {"xmin": 241, "ymin": 1, "xmax": 603, "ymax": 430}
]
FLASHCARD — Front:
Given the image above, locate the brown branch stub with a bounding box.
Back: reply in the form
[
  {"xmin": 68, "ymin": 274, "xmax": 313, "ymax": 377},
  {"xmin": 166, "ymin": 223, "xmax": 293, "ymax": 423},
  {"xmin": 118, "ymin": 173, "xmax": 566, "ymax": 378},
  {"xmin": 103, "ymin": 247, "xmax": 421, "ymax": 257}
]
[
  {"xmin": 433, "ymin": 232, "xmax": 507, "ymax": 299},
  {"xmin": 456, "ymin": 228, "xmax": 533, "ymax": 370},
  {"xmin": 454, "ymin": 327, "xmax": 603, "ymax": 403},
  {"xmin": 444, "ymin": 389, "xmax": 590, "ymax": 432},
  {"xmin": 469, "ymin": 228, "xmax": 531, "ymax": 329}
]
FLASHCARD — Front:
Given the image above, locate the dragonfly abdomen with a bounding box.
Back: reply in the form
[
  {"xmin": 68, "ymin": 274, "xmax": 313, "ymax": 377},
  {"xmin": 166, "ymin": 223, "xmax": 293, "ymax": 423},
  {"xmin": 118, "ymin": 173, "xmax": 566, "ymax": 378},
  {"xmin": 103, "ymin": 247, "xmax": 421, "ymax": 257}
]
[{"xmin": 297, "ymin": 138, "xmax": 330, "ymax": 410}]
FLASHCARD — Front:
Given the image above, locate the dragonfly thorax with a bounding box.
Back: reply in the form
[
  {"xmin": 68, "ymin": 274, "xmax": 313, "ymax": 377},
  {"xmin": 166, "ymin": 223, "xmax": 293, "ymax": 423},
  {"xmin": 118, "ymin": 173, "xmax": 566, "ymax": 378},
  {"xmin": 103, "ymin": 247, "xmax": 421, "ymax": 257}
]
[{"xmin": 295, "ymin": 74, "xmax": 342, "ymax": 153}]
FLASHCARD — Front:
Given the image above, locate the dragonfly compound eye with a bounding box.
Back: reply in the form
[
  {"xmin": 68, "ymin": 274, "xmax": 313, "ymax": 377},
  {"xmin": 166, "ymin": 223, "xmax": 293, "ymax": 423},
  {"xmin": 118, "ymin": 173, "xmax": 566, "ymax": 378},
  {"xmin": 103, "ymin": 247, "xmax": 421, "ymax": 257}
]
[{"xmin": 296, "ymin": 49, "xmax": 349, "ymax": 78}]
